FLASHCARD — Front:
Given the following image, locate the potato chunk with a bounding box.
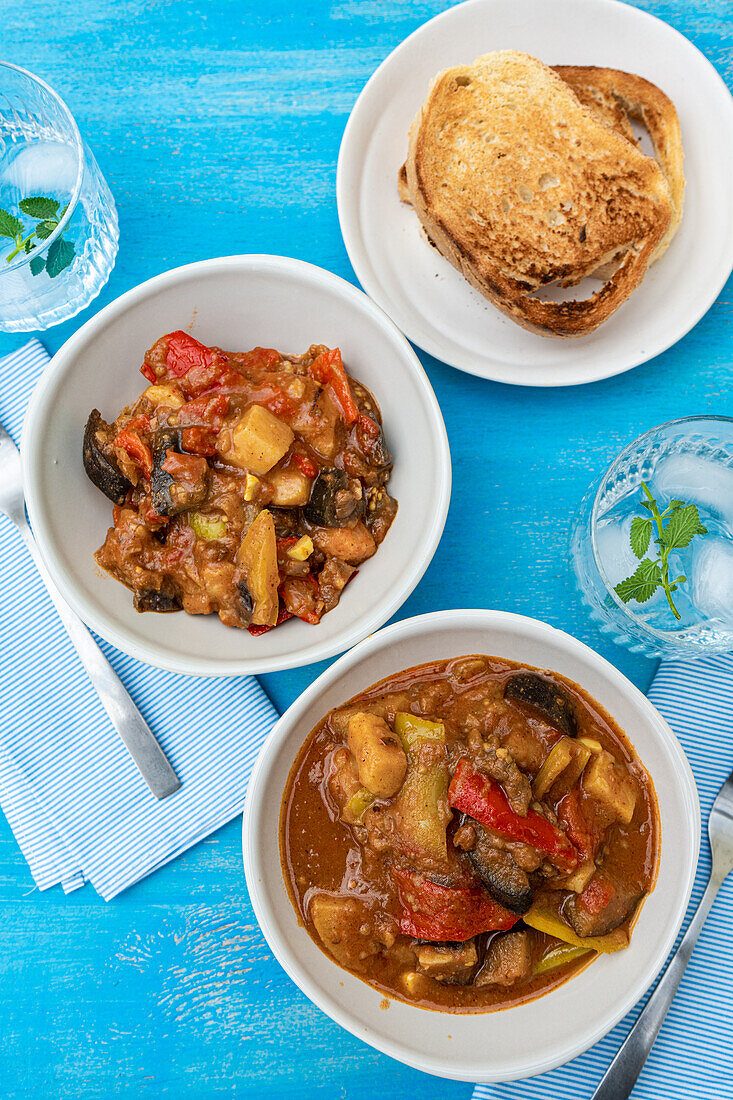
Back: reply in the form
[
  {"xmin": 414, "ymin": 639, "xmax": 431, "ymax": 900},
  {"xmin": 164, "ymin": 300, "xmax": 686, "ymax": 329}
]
[
  {"xmin": 347, "ymin": 712, "xmax": 407, "ymax": 798},
  {"xmin": 309, "ymin": 893, "xmax": 381, "ymax": 969},
  {"xmin": 267, "ymin": 466, "xmax": 312, "ymax": 506},
  {"xmin": 416, "ymin": 941, "xmax": 477, "ymax": 983},
  {"xmin": 221, "ymin": 404, "xmax": 294, "ymax": 474},
  {"xmin": 583, "ymin": 750, "xmax": 636, "ymax": 825}
]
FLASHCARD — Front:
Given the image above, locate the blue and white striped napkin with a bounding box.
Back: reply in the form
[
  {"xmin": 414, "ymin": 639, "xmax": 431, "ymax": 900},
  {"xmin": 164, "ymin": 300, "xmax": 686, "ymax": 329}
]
[
  {"xmin": 474, "ymin": 656, "xmax": 733, "ymax": 1098},
  {"xmin": 0, "ymin": 340, "xmax": 278, "ymax": 900}
]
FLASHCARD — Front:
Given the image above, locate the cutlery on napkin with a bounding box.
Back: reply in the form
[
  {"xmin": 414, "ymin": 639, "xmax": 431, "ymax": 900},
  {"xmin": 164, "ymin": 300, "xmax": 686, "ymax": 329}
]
[{"xmin": 0, "ymin": 341, "xmax": 278, "ymax": 898}]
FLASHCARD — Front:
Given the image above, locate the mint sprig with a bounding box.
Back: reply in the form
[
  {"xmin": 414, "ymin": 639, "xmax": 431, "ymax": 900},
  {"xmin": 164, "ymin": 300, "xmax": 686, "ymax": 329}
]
[
  {"xmin": 0, "ymin": 195, "xmax": 75, "ymax": 277},
  {"xmin": 614, "ymin": 481, "xmax": 707, "ymax": 621}
]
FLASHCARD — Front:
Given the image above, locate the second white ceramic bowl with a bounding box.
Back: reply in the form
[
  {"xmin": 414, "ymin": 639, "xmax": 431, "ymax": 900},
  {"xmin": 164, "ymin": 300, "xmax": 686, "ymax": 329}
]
[
  {"xmin": 243, "ymin": 609, "xmax": 699, "ymax": 1082},
  {"xmin": 22, "ymin": 255, "xmax": 451, "ymax": 676}
]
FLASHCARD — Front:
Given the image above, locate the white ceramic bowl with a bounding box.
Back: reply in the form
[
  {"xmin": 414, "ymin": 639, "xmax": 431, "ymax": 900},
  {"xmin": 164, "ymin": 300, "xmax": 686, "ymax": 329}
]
[
  {"xmin": 243, "ymin": 609, "xmax": 700, "ymax": 1082},
  {"xmin": 22, "ymin": 256, "xmax": 451, "ymax": 676}
]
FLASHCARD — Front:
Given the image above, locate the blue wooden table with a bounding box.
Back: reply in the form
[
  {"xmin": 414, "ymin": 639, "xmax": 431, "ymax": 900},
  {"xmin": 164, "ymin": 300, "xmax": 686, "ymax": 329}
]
[{"xmin": 0, "ymin": 1, "xmax": 731, "ymax": 1096}]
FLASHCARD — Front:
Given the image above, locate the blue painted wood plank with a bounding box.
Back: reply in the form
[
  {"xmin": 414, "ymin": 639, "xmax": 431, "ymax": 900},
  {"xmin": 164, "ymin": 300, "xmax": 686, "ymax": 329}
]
[{"xmin": 0, "ymin": 0, "xmax": 731, "ymax": 1096}]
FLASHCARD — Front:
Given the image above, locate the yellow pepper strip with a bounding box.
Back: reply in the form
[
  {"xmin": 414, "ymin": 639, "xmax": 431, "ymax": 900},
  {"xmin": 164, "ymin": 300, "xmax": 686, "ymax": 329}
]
[
  {"xmin": 533, "ymin": 737, "xmax": 574, "ymax": 798},
  {"xmin": 287, "ymin": 535, "xmax": 313, "ymax": 561},
  {"xmin": 343, "ymin": 787, "xmax": 375, "ymax": 823},
  {"xmin": 243, "ymin": 473, "xmax": 260, "ymax": 501},
  {"xmin": 523, "ymin": 897, "xmax": 629, "ymax": 953},
  {"xmin": 535, "ymin": 942, "xmax": 593, "ymax": 976},
  {"xmin": 189, "ymin": 512, "xmax": 227, "ymax": 540},
  {"xmin": 394, "ymin": 712, "xmax": 445, "ymax": 751}
]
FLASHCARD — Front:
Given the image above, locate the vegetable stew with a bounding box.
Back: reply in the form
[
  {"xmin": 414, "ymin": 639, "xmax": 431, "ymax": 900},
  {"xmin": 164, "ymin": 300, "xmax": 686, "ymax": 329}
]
[
  {"xmin": 83, "ymin": 331, "xmax": 397, "ymax": 632},
  {"xmin": 280, "ymin": 655, "xmax": 658, "ymax": 1012}
]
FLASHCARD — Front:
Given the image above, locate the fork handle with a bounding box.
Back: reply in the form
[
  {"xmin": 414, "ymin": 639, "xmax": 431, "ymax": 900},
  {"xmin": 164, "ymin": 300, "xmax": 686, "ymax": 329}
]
[
  {"xmin": 591, "ymin": 874, "xmax": 721, "ymax": 1100},
  {"xmin": 15, "ymin": 515, "xmax": 181, "ymax": 801}
]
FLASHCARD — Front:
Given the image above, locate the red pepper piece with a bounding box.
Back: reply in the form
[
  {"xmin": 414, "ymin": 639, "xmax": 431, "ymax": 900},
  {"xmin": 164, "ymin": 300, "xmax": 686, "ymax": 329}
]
[
  {"xmin": 309, "ymin": 348, "xmax": 359, "ymax": 425},
  {"xmin": 140, "ymin": 362, "xmax": 156, "ymax": 384},
  {"xmin": 125, "ymin": 414, "xmax": 151, "ymax": 433},
  {"xmin": 113, "ymin": 430, "xmax": 153, "ymax": 478},
  {"xmin": 392, "ymin": 868, "xmax": 519, "ymax": 942},
  {"xmin": 247, "ymin": 604, "xmax": 294, "ymax": 636},
  {"xmin": 276, "ymin": 536, "xmax": 299, "ymax": 551},
  {"xmin": 448, "ymin": 757, "xmax": 578, "ymax": 873},
  {"xmin": 292, "ymin": 452, "xmax": 318, "ymax": 478},
  {"xmin": 164, "ymin": 331, "xmax": 217, "ymax": 379}
]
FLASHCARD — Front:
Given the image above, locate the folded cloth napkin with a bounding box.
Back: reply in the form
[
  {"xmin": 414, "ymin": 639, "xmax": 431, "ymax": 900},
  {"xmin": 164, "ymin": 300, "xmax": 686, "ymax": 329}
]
[
  {"xmin": 0, "ymin": 340, "xmax": 278, "ymax": 900},
  {"xmin": 474, "ymin": 653, "xmax": 733, "ymax": 1099}
]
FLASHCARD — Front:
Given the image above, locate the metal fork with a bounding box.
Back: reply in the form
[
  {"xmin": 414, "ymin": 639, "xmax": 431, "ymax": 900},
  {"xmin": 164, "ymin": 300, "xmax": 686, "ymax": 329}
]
[
  {"xmin": 0, "ymin": 423, "xmax": 180, "ymax": 801},
  {"xmin": 592, "ymin": 767, "xmax": 733, "ymax": 1099}
]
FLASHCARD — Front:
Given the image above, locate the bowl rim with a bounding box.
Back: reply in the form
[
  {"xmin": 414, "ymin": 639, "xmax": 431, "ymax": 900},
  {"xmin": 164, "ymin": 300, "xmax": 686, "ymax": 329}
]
[
  {"xmin": 21, "ymin": 254, "xmax": 452, "ymax": 677},
  {"xmin": 242, "ymin": 608, "xmax": 701, "ymax": 1082}
]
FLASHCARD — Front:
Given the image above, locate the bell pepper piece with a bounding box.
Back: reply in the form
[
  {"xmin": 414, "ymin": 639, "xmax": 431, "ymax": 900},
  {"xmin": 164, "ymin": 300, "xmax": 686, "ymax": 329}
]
[
  {"xmin": 189, "ymin": 512, "xmax": 227, "ymax": 541},
  {"xmin": 164, "ymin": 331, "xmax": 217, "ymax": 379},
  {"xmin": 522, "ymin": 896, "xmax": 629, "ymax": 953},
  {"xmin": 392, "ymin": 868, "xmax": 520, "ymax": 942},
  {"xmin": 534, "ymin": 942, "xmax": 593, "ymax": 976},
  {"xmin": 279, "ymin": 573, "xmax": 322, "ymax": 625},
  {"xmin": 309, "ymin": 348, "xmax": 359, "ymax": 425},
  {"xmin": 394, "ymin": 713, "xmax": 445, "ymax": 751},
  {"xmin": 449, "ymin": 757, "xmax": 578, "ymax": 873},
  {"xmin": 343, "ymin": 787, "xmax": 375, "ymax": 823}
]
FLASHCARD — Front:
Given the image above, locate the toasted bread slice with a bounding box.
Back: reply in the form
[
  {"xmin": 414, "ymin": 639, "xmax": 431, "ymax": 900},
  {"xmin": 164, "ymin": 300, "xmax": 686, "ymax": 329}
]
[
  {"xmin": 401, "ymin": 51, "xmax": 674, "ymax": 336},
  {"xmin": 554, "ymin": 66, "xmax": 684, "ymax": 262}
]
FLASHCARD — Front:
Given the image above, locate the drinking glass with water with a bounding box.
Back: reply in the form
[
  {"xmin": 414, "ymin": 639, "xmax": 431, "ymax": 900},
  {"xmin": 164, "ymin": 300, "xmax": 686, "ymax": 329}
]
[
  {"xmin": 571, "ymin": 416, "xmax": 733, "ymax": 658},
  {"xmin": 0, "ymin": 62, "xmax": 118, "ymax": 331}
]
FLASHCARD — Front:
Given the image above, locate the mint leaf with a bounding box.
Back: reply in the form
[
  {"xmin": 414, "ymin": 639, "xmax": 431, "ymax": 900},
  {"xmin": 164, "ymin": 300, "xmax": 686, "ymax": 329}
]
[
  {"xmin": 29, "ymin": 254, "xmax": 46, "ymax": 276},
  {"xmin": 19, "ymin": 195, "xmax": 59, "ymax": 219},
  {"xmin": 663, "ymin": 503, "xmax": 707, "ymax": 550},
  {"xmin": 45, "ymin": 237, "xmax": 75, "ymax": 278},
  {"xmin": 630, "ymin": 516, "xmax": 652, "ymax": 559},
  {"xmin": 35, "ymin": 220, "xmax": 57, "ymax": 240},
  {"xmin": 615, "ymin": 558, "xmax": 662, "ymax": 605},
  {"xmin": 0, "ymin": 207, "xmax": 22, "ymax": 239}
]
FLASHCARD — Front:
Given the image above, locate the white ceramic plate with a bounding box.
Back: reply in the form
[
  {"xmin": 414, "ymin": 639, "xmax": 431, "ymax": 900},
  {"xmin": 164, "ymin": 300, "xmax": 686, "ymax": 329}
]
[
  {"xmin": 337, "ymin": 0, "xmax": 733, "ymax": 386},
  {"xmin": 243, "ymin": 610, "xmax": 700, "ymax": 1082},
  {"xmin": 22, "ymin": 256, "xmax": 451, "ymax": 677}
]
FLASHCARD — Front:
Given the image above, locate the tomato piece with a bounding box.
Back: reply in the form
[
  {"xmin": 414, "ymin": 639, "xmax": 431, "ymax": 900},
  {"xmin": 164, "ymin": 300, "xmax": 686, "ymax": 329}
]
[
  {"xmin": 309, "ymin": 348, "xmax": 359, "ymax": 425},
  {"xmin": 449, "ymin": 757, "xmax": 578, "ymax": 873},
  {"xmin": 177, "ymin": 392, "xmax": 230, "ymax": 428},
  {"xmin": 578, "ymin": 871, "xmax": 616, "ymax": 916},
  {"xmin": 180, "ymin": 426, "xmax": 218, "ymax": 456},
  {"xmin": 279, "ymin": 574, "xmax": 322, "ymax": 624},
  {"xmin": 140, "ymin": 362, "xmax": 156, "ymax": 384},
  {"xmin": 292, "ymin": 452, "xmax": 318, "ymax": 478},
  {"xmin": 558, "ymin": 789, "xmax": 598, "ymax": 862},
  {"xmin": 113, "ymin": 430, "xmax": 153, "ymax": 478},
  {"xmin": 392, "ymin": 868, "xmax": 519, "ymax": 941}
]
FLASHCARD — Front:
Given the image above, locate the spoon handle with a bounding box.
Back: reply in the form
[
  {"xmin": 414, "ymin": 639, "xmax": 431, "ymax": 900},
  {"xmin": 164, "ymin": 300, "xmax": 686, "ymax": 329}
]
[
  {"xmin": 15, "ymin": 514, "xmax": 181, "ymax": 801},
  {"xmin": 591, "ymin": 875, "xmax": 720, "ymax": 1100}
]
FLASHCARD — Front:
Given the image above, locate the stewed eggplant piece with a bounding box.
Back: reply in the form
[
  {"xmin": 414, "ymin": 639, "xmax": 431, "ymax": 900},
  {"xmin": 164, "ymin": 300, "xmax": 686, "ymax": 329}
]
[
  {"xmin": 133, "ymin": 587, "xmax": 182, "ymax": 613},
  {"xmin": 504, "ymin": 672, "xmax": 577, "ymax": 738},
  {"xmin": 303, "ymin": 469, "xmax": 364, "ymax": 528},
  {"xmin": 83, "ymin": 409, "xmax": 132, "ymax": 505},
  {"xmin": 151, "ymin": 428, "xmax": 210, "ymax": 517},
  {"xmin": 466, "ymin": 823, "xmax": 535, "ymax": 915}
]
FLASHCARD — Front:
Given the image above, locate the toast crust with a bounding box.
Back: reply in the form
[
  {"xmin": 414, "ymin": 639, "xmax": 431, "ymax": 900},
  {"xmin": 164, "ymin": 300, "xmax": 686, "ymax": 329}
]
[{"xmin": 402, "ymin": 51, "xmax": 674, "ymax": 336}]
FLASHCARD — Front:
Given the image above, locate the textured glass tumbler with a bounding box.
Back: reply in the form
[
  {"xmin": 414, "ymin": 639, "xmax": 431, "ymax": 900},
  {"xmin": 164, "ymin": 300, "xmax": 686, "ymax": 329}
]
[
  {"xmin": 0, "ymin": 62, "xmax": 118, "ymax": 331},
  {"xmin": 571, "ymin": 416, "xmax": 733, "ymax": 660}
]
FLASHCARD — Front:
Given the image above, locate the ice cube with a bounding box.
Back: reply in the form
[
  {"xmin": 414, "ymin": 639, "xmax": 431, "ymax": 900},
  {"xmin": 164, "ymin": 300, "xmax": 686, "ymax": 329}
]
[
  {"xmin": 0, "ymin": 140, "xmax": 77, "ymax": 197},
  {"xmin": 652, "ymin": 453, "xmax": 733, "ymax": 529},
  {"xmin": 690, "ymin": 536, "xmax": 733, "ymax": 626},
  {"xmin": 595, "ymin": 514, "xmax": 643, "ymax": 587}
]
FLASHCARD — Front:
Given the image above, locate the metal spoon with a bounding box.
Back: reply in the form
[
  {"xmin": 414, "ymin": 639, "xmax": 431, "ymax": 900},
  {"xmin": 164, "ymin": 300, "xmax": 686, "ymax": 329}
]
[
  {"xmin": 592, "ymin": 766, "xmax": 733, "ymax": 1099},
  {"xmin": 0, "ymin": 423, "xmax": 180, "ymax": 800}
]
